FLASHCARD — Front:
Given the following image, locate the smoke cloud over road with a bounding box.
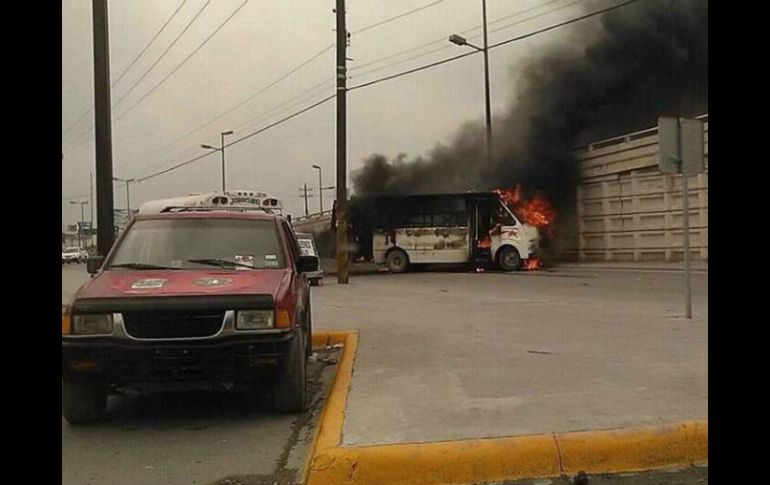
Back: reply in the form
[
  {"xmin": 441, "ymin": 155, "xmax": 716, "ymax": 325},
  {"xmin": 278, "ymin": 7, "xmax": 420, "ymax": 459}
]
[{"xmin": 353, "ymin": 0, "xmax": 708, "ymax": 214}]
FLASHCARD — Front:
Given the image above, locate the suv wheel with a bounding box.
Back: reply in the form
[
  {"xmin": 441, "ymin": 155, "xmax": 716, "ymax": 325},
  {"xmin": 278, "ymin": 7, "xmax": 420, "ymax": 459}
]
[
  {"xmin": 273, "ymin": 329, "xmax": 307, "ymax": 413},
  {"xmin": 62, "ymin": 381, "xmax": 107, "ymax": 425}
]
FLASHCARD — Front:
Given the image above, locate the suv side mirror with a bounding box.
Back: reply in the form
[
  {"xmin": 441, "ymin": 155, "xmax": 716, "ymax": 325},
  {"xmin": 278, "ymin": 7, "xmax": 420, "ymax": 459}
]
[
  {"xmin": 297, "ymin": 255, "xmax": 319, "ymax": 273},
  {"xmin": 87, "ymin": 256, "xmax": 105, "ymax": 275}
]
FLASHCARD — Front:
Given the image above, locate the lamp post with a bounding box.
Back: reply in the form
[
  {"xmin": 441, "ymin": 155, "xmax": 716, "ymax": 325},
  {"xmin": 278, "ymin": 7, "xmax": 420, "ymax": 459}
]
[
  {"xmin": 449, "ymin": 0, "xmax": 492, "ymax": 169},
  {"xmin": 201, "ymin": 130, "xmax": 234, "ymax": 191},
  {"xmin": 69, "ymin": 200, "xmax": 88, "ymax": 249},
  {"xmin": 312, "ymin": 164, "xmax": 324, "ymax": 213}
]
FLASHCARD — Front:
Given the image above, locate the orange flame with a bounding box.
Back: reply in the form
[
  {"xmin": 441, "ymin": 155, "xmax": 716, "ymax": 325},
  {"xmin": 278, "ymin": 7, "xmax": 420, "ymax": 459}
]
[
  {"xmin": 494, "ymin": 185, "xmax": 557, "ymax": 239},
  {"xmin": 523, "ymin": 257, "xmax": 542, "ymax": 271}
]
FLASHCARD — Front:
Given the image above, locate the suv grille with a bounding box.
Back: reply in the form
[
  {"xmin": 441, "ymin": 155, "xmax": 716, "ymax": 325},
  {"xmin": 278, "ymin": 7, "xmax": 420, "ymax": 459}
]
[{"xmin": 122, "ymin": 310, "xmax": 225, "ymax": 339}]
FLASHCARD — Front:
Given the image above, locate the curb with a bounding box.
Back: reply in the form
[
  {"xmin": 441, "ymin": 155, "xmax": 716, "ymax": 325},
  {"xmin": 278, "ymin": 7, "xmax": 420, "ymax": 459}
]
[{"xmin": 304, "ymin": 330, "xmax": 707, "ymax": 485}]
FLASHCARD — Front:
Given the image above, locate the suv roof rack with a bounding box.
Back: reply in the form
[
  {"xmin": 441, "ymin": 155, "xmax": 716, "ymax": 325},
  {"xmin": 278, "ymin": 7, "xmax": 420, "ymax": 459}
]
[{"xmin": 159, "ymin": 205, "xmax": 278, "ymax": 214}]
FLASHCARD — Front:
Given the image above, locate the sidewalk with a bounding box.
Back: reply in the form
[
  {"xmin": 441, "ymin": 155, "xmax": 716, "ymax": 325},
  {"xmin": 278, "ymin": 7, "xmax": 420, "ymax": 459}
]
[
  {"xmin": 553, "ymin": 261, "xmax": 708, "ymax": 272},
  {"xmin": 320, "ymin": 258, "xmax": 380, "ymax": 276}
]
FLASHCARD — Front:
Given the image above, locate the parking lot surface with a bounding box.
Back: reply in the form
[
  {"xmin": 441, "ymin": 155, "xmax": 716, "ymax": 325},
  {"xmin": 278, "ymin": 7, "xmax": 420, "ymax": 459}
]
[
  {"xmin": 63, "ymin": 263, "xmax": 707, "ymax": 482},
  {"xmin": 311, "ymin": 266, "xmax": 707, "ymax": 446}
]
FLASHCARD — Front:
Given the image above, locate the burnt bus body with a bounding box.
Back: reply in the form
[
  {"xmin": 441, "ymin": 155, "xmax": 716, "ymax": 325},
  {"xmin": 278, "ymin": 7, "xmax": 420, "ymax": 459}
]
[{"xmin": 345, "ymin": 192, "xmax": 539, "ymax": 272}]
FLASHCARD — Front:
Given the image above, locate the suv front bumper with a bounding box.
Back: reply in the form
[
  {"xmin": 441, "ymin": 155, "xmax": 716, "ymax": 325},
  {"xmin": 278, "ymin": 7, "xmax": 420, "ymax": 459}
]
[{"xmin": 62, "ymin": 331, "xmax": 298, "ymax": 392}]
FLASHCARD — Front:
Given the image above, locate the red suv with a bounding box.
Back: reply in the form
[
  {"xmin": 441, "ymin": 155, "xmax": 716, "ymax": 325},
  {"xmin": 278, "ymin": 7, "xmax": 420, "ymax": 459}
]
[{"xmin": 61, "ymin": 205, "xmax": 316, "ymax": 424}]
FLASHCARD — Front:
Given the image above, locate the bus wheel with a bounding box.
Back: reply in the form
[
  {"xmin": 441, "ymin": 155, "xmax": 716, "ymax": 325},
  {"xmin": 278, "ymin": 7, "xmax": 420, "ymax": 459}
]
[
  {"xmin": 497, "ymin": 246, "xmax": 522, "ymax": 271},
  {"xmin": 386, "ymin": 249, "xmax": 409, "ymax": 273}
]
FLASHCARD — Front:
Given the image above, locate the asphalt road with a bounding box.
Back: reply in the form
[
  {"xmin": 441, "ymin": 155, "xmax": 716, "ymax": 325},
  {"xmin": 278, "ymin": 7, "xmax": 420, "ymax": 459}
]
[{"xmin": 61, "ymin": 264, "xmax": 339, "ymax": 485}]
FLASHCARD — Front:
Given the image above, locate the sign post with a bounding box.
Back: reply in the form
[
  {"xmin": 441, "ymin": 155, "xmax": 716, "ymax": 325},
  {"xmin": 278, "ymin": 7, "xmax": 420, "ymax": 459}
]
[{"xmin": 658, "ymin": 117, "xmax": 705, "ymax": 319}]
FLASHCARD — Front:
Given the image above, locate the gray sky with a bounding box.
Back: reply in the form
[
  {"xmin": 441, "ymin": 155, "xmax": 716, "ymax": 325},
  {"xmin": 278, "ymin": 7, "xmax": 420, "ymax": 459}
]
[{"xmin": 62, "ymin": 0, "xmax": 593, "ymax": 224}]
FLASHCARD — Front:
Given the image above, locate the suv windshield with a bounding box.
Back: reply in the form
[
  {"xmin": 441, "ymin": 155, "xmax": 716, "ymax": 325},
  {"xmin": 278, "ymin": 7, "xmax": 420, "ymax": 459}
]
[{"xmin": 107, "ymin": 218, "xmax": 286, "ymax": 270}]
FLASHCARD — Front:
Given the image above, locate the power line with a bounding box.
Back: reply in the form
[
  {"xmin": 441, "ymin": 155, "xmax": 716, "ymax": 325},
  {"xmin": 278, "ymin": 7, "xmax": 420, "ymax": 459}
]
[
  {"xmin": 114, "ymin": 0, "xmax": 250, "ymax": 123},
  {"xmin": 75, "ymin": 0, "xmax": 640, "ymax": 192},
  {"xmin": 62, "ymin": 180, "xmax": 122, "ymax": 201},
  {"xmin": 348, "ymin": 0, "xmax": 641, "ymax": 91},
  {"xmin": 111, "ymin": 0, "xmax": 213, "ymax": 113},
  {"xmin": 349, "ymin": 0, "xmax": 581, "ymax": 81},
  {"xmin": 136, "ymin": 94, "xmax": 336, "ymax": 183},
  {"xmin": 349, "ymin": 0, "xmax": 567, "ymax": 74},
  {"xmin": 488, "ymin": 0, "xmax": 639, "ymax": 49},
  {"xmin": 121, "ymin": 44, "xmax": 333, "ymax": 170},
  {"xmin": 62, "ymin": 0, "xmax": 190, "ymax": 140},
  {"xmin": 116, "ymin": 1, "xmax": 571, "ymax": 168},
  {"xmin": 229, "ymin": 77, "xmax": 335, "ymax": 133},
  {"xmin": 225, "ymin": 93, "xmax": 335, "ymax": 147},
  {"xmin": 349, "ymin": 51, "xmax": 476, "ymax": 91},
  {"xmin": 139, "ymin": 77, "xmax": 334, "ymax": 176},
  {"xmin": 351, "ymin": 0, "xmax": 446, "ymax": 35},
  {"xmin": 113, "ymin": 0, "xmax": 191, "ymax": 88},
  {"xmin": 62, "ymin": 0, "xmax": 211, "ymax": 151}
]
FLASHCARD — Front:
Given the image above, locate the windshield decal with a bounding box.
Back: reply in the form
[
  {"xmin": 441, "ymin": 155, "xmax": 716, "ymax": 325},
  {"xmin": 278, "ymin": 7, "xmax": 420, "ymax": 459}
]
[{"xmin": 234, "ymin": 255, "xmax": 254, "ymax": 269}]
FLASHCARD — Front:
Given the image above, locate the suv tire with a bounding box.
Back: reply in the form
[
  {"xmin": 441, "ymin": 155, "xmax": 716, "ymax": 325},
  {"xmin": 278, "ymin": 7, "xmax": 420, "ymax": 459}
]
[
  {"xmin": 273, "ymin": 329, "xmax": 307, "ymax": 413},
  {"xmin": 62, "ymin": 381, "xmax": 107, "ymax": 425}
]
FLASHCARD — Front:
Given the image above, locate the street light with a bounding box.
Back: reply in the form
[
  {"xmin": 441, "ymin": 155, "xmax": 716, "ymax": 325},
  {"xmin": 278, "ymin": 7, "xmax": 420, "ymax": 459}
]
[
  {"xmin": 113, "ymin": 176, "xmax": 136, "ymax": 222},
  {"xmin": 312, "ymin": 165, "xmax": 324, "ymax": 213},
  {"xmin": 69, "ymin": 200, "xmax": 89, "ymax": 249},
  {"xmin": 201, "ymin": 130, "xmax": 234, "ymax": 191},
  {"xmin": 449, "ymin": 0, "xmax": 492, "ymax": 170}
]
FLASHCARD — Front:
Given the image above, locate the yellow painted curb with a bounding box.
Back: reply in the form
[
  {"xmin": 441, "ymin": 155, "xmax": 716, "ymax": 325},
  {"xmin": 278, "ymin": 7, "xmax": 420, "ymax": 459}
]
[
  {"xmin": 302, "ymin": 330, "xmax": 707, "ymax": 485},
  {"xmin": 557, "ymin": 420, "xmax": 708, "ymax": 474},
  {"xmin": 300, "ymin": 330, "xmax": 360, "ymax": 485}
]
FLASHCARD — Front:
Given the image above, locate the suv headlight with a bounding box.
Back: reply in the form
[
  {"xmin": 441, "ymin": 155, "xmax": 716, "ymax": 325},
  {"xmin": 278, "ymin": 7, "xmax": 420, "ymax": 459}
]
[
  {"xmin": 72, "ymin": 314, "xmax": 113, "ymax": 335},
  {"xmin": 236, "ymin": 310, "xmax": 274, "ymax": 330}
]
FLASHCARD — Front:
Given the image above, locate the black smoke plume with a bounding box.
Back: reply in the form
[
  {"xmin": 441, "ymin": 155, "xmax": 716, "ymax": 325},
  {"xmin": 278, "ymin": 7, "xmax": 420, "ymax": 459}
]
[{"xmin": 353, "ymin": 0, "xmax": 708, "ymax": 215}]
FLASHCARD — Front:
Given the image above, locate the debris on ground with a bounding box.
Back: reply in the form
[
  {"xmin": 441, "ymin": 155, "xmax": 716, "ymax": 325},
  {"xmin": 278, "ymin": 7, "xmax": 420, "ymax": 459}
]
[
  {"xmin": 573, "ymin": 471, "xmax": 589, "ymax": 485},
  {"xmin": 308, "ymin": 352, "xmax": 338, "ymax": 365}
]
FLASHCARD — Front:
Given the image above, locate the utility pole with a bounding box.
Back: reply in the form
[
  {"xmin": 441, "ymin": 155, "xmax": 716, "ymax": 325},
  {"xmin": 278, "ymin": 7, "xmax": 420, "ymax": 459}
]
[
  {"xmin": 481, "ymin": 0, "xmax": 492, "ymax": 167},
  {"xmin": 201, "ymin": 130, "xmax": 233, "ymax": 191},
  {"xmin": 299, "ymin": 183, "xmax": 313, "ymax": 217},
  {"xmin": 335, "ymin": 0, "xmax": 349, "ymax": 284},
  {"xmin": 449, "ymin": 0, "xmax": 492, "ymax": 175},
  {"xmin": 89, "ymin": 172, "xmax": 94, "ymax": 229},
  {"xmin": 92, "ymin": 0, "xmax": 115, "ymax": 256}
]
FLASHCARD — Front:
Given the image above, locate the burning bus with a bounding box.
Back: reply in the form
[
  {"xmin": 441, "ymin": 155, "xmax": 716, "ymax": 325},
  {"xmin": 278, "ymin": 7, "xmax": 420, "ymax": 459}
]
[{"xmin": 345, "ymin": 192, "xmax": 541, "ymax": 272}]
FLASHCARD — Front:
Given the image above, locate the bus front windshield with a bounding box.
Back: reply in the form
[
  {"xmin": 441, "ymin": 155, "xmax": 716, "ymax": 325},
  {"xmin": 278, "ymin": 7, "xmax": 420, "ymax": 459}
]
[
  {"xmin": 107, "ymin": 218, "xmax": 286, "ymax": 270},
  {"xmin": 495, "ymin": 200, "xmax": 518, "ymax": 226}
]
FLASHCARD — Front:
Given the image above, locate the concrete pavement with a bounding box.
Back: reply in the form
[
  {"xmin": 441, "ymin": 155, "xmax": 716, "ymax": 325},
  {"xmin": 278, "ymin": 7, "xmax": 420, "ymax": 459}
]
[{"xmin": 311, "ymin": 268, "xmax": 707, "ymax": 446}]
